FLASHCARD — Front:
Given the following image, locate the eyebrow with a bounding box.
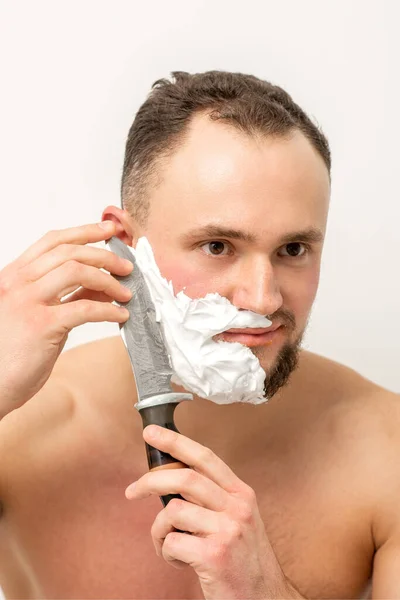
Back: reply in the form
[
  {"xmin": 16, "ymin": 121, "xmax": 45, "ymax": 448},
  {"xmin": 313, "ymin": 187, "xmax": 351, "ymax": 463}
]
[
  {"xmin": 181, "ymin": 225, "xmax": 324, "ymax": 245},
  {"xmin": 280, "ymin": 228, "xmax": 324, "ymax": 244}
]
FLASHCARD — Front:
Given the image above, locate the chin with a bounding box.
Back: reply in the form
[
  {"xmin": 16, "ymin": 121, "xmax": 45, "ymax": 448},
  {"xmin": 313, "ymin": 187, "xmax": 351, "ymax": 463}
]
[{"xmin": 260, "ymin": 333, "xmax": 303, "ymax": 399}]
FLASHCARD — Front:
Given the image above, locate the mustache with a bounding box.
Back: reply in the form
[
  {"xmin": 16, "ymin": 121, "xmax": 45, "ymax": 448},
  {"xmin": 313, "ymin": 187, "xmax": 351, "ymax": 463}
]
[{"xmin": 268, "ymin": 307, "xmax": 296, "ymax": 331}]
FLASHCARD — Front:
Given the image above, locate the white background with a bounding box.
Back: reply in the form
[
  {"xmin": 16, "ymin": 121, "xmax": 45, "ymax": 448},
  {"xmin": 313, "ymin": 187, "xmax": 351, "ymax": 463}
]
[
  {"xmin": 0, "ymin": 0, "xmax": 399, "ymax": 394},
  {"xmin": 0, "ymin": 0, "xmax": 398, "ymax": 597}
]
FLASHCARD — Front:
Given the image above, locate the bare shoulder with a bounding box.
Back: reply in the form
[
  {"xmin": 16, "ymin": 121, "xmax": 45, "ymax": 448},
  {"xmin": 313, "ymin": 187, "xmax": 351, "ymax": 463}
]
[
  {"xmin": 292, "ymin": 349, "xmax": 395, "ymax": 398},
  {"xmin": 294, "ymin": 350, "xmax": 400, "ymax": 542},
  {"xmin": 294, "ymin": 349, "xmax": 399, "ymax": 426}
]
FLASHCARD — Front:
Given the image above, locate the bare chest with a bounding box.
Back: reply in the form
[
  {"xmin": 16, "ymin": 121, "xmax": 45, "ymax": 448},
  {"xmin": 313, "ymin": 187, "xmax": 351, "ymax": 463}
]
[{"xmin": 0, "ymin": 409, "xmax": 373, "ymax": 599}]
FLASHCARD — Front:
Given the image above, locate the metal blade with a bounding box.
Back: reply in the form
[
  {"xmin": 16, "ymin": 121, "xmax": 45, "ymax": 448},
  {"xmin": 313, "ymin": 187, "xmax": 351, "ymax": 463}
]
[{"xmin": 106, "ymin": 236, "xmax": 173, "ymax": 400}]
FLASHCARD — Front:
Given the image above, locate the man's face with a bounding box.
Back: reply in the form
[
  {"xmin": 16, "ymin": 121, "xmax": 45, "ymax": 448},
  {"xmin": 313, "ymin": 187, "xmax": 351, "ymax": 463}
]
[{"xmin": 133, "ymin": 114, "xmax": 330, "ymax": 393}]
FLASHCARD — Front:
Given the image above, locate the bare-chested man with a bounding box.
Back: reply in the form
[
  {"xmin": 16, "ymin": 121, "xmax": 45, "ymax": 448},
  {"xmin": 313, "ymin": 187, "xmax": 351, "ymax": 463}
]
[{"xmin": 0, "ymin": 71, "xmax": 399, "ymax": 600}]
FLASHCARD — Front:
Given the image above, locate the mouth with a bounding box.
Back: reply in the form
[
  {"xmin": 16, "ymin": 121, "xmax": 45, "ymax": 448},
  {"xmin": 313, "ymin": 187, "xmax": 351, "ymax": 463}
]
[{"xmin": 217, "ymin": 325, "xmax": 283, "ymax": 348}]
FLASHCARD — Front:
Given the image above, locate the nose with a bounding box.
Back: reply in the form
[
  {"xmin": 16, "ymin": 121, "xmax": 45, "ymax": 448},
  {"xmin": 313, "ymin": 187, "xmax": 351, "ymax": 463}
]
[{"xmin": 230, "ymin": 256, "xmax": 283, "ymax": 316}]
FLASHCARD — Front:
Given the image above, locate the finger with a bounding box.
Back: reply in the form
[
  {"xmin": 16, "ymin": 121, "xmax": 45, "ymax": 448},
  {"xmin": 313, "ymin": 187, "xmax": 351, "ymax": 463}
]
[
  {"xmin": 61, "ymin": 287, "xmax": 117, "ymax": 304},
  {"xmin": 54, "ymin": 300, "xmax": 129, "ymax": 330},
  {"xmin": 125, "ymin": 469, "xmax": 228, "ymax": 511},
  {"xmin": 152, "ymin": 500, "xmax": 219, "ymax": 570},
  {"xmin": 161, "ymin": 531, "xmax": 206, "ymax": 570},
  {"xmin": 31, "ymin": 261, "xmax": 133, "ymax": 303},
  {"xmin": 24, "ymin": 244, "xmax": 133, "ymax": 283},
  {"xmin": 152, "ymin": 499, "xmax": 218, "ymax": 553},
  {"xmin": 13, "ymin": 221, "xmax": 116, "ymax": 270},
  {"xmin": 143, "ymin": 426, "xmax": 243, "ymax": 494}
]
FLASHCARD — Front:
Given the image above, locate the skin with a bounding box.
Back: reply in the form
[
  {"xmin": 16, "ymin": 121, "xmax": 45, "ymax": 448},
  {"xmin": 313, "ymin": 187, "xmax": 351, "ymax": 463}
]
[
  {"xmin": 113, "ymin": 118, "xmax": 329, "ymax": 369},
  {"xmin": 0, "ymin": 114, "xmax": 399, "ymax": 599}
]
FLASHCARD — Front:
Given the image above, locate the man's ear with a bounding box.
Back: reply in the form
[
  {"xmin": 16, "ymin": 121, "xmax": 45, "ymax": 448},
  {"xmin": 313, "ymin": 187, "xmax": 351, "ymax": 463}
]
[{"xmin": 101, "ymin": 205, "xmax": 141, "ymax": 247}]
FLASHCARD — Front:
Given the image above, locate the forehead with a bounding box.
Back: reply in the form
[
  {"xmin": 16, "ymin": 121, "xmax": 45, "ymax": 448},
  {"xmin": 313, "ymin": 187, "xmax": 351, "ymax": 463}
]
[{"xmin": 148, "ymin": 114, "xmax": 330, "ymax": 237}]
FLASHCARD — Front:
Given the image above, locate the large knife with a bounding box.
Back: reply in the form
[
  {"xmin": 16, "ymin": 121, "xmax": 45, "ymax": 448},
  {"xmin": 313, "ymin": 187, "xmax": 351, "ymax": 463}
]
[{"xmin": 106, "ymin": 236, "xmax": 193, "ymax": 509}]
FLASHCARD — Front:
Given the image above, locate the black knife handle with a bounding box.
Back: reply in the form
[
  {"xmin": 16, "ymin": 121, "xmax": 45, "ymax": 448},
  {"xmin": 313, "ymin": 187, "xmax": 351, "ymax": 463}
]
[{"xmin": 137, "ymin": 400, "xmax": 191, "ymax": 534}]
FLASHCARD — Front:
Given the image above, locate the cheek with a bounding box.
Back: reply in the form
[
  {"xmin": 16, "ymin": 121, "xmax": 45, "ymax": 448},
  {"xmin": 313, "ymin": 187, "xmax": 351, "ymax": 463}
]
[
  {"xmin": 300, "ymin": 280, "xmax": 319, "ymax": 315},
  {"xmin": 283, "ymin": 268, "xmax": 320, "ymax": 321},
  {"xmin": 155, "ymin": 256, "xmax": 215, "ymax": 298},
  {"xmin": 301, "ymin": 269, "xmax": 320, "ymax": 302}
]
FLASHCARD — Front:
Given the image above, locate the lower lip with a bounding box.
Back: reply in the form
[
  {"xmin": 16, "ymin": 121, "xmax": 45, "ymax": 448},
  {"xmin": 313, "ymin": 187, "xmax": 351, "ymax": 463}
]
[{"xmin": 219, "ymin": 327, "xmax": 282, "ymax": 347}]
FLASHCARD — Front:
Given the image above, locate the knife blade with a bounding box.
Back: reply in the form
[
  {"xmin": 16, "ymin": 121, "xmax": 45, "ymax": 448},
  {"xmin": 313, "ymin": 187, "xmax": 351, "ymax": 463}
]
[{"xmin": 106, "ymin": 235, "xmax": 174, "ymax": 400}]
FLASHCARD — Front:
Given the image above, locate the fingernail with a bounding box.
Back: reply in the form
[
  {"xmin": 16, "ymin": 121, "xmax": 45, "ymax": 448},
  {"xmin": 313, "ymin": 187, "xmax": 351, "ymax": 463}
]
[
  {"xmin": 123, "ymin": 259, "xmax": 133, "ymax": 269},
  {"xmin": 122, "ymin": 286, "xmax": 133, "ymax": 297},
  {"xmin": 145, "ymin": 425, "xmax": 161, "ymax": 438},
  {"xmin": 99, "ymin": 220, "xmax": 114, "ymax": 230},
  {"xmin": 125, "ymin": 482, "xmax": 137, "ymax": 498}
]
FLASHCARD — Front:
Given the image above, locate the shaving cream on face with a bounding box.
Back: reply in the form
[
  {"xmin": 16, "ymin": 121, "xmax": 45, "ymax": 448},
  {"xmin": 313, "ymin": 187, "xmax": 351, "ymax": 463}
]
[{"xmin": 130, "ymin": 237, "xmax": 271, "ymax": 405}]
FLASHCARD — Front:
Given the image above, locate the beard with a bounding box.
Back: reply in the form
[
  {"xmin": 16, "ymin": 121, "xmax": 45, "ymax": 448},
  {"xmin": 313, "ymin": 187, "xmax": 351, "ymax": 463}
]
[
  {"xmin": 258, "ymin": 307, "xmax": 306, "ymax": 398},
  {"xmin": 262, "ymin": 335, "xmax": 302, "ymax": 398},
  {"xmin": 249, "ymin": 309, "xmax": 304, "ymax": 400}
]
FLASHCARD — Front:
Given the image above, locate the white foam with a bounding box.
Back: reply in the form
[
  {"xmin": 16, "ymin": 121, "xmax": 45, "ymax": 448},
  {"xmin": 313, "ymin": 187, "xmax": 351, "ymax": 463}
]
[{"xmin": 130, "ymin": 237, "xmax": 271, "ymax": 404}]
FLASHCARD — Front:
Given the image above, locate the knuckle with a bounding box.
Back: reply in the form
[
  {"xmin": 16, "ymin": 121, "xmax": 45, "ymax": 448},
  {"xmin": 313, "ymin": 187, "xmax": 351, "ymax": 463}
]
[
  {"xmin": 0, "ymin": 274, "xmax": 27, "ymax": 308},
  {"xmin": 199, "ymin": 446, "xmax": 214, "ymax": 463},
  {"xmin": 77, "ymin": 299, "xmax": 92, "ymax": 316},
  {"xmin": 237, "ymin": 481, "xmax": 256, "ymax": 503},
  {"xmin": 0, "ymin": 275, "xmax": 13, "ymax": 296},
  {"xmin": 167, "ymin": 498, "xmax": 185, "ymax": 513},
  {"xmin": 243, "ymin": 484, "xmax": 257, "ymax": 504},
  {"xmin": 224, "ymin": 518, "xmax": 242, "ymax": 541},
  {"xmin": 184, "ymin": 469, "xmax": 199, "ymax": 486},
  {"xmin": 234, "ymin": 497, "xmax": 254, "ymax": 525},
  {"xmin": 164, "ymin": 531, "xmax": 179, "ymax": 549},
  {"xmin": 44, "ymin": 229, "xmax": 60, "ymax": 243},
  {"xmin": 57, "ymin": 243, "xmax": 74, "ymax": 258},
  {"xmin": 64, "ymin": 259, "xmax": 82, "ymax": 276},
  {"xmin": 207, "ymin": 539, "xmax": 229, "ymax": 567}
]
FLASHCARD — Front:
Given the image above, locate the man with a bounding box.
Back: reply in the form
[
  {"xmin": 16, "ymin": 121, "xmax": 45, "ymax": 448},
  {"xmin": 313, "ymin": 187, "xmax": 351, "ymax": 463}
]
[{"xmin": 0, "ymin": 70, "xmax": 398, "ymax": 599}]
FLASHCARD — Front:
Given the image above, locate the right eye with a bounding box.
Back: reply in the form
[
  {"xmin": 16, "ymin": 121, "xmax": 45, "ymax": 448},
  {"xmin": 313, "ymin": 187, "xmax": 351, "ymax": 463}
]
[{"xmin": 200, "ymin": 241, "xmax": 232, "ymax": 256}]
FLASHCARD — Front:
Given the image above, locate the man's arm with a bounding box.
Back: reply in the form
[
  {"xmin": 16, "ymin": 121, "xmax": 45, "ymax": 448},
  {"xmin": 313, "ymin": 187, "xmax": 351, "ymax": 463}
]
[
  {"xmin": 0, "ymin": 366, "xmax": 76, "ymax": 498},
  {"xmin": 50, "ymin": 335, "xmax": 137, "ymax": 409},
  {"xmin": 370, "ymin": 391, "xmax": 400, "ymax": 598},
  {"xmin": 0, "ymin": 335, "xmax": 137, "ymax": 506},
  {"xmin": 372, "ymin": 537, "xmax": 400, "ymax": 598}
]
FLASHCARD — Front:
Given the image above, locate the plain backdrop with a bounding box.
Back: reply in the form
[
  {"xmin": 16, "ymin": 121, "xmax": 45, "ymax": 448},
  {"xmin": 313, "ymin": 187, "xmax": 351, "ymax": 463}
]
[
  {"xmin": 0, "ymin": 1, "xmax": 398, "ymax": 597},
  {"xmin": 0, "ymin": 0, "xmax": 399, "ymax": 396}
]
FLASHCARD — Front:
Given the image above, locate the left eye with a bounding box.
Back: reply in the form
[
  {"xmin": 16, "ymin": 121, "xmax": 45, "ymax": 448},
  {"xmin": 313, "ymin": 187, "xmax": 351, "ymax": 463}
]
[
  {"xmin": 278, "ymin": 243, "xmax": 307, "ymax": 257},
  {"xmin": 200, "ymin": 241, "xmax": 231, "ymax": 256}
]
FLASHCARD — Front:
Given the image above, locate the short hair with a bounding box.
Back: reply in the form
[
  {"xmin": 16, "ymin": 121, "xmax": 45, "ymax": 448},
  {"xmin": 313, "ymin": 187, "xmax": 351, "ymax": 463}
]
[{"xmin": 121, "ymin": 70, "xmax": 331, "ymax": 225}]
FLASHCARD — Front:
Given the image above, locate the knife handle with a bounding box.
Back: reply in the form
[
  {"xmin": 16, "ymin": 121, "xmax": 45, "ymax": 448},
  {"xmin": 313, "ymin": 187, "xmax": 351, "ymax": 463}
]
[{"xmin": 137, "ymin": 397, "xmax": 192, "ymax": 532}]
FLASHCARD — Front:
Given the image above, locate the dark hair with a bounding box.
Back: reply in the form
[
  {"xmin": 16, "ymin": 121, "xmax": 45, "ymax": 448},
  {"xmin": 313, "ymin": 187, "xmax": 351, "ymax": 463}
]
[{"xmin": 121, "ymin": 70, "xmax": 331, "ymax": 224}]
